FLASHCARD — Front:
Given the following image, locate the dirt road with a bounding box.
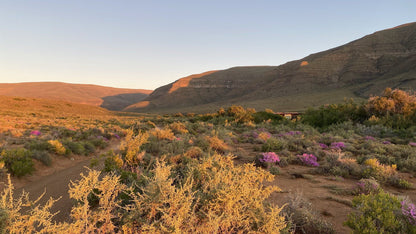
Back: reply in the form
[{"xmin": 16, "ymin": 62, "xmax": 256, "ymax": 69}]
[{"xmin": 14, "ymin": 141, "xmax": 120, "ymax": 223}]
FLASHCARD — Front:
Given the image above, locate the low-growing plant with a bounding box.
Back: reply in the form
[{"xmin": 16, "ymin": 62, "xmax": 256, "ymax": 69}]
[
  {"xmin": 0, "ymin": 149, "xmax": 35, "ymax": 177},
  {"xmin": 123, "ymin": 154, "xmax": 286, "ymax": 233},
  {"xmin": 82, "ymin": 142, "xmax": 96, "ymax": 155},
  {"xmin": 298, "ymin": 153, "xmax": 319, "ymax": 167},
  {"xmin": 31, "ymin": 150, "xmax": 52, "ymax": 166},
  {"xmin": 184, "ymin": 146, "xmax": 203, "ymax": 158},
  {"xmin": 169, "ymin": 121, "xmax": 189, "ymax": 134},
  {"xmin": 353, "ymin": 177, "xmax": 381, "ymax": 195},
  {"xmin": 62, "ymin": 140, "xmax": 85, "ymax": 155},
  {"xmin": 363, "ymin": 158, "xmax": 397, "ymax": 181},
  {"xmin": 150, "ymin": 127, "xmax": 175, "ymax": 141},
  {"xmin": 24, "ymin": 139, "xmax": 50, "ymax": 152},
  {"xmin": 205, "ymin": 135, "xmax": 229, "ymax": 153},
  {"xmin": 120, "ymin": 129, "xmax": 149, "ymax": 166},
  {"xmin": 48, "ymin": 140, "xmax": 66, "ymax": 155},
  {"xmin": 283, "ymin": 192, "xmax": 335, "ymax": 234},
  {"xmin": 401, "ymin": 198, "xmax": 416, "ymax": 226},
  {"xmin": 345, "ymin": 190, "xmax": 416, "ymax": 233},
  {"xmin": 262, "ymin": 137, "xmax": 286, "ymax": 152}
]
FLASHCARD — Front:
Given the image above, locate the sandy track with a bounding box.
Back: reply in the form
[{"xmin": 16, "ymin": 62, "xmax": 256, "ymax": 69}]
[{"xmin": 14, "ymin": 141, "xmax": 120, "ymax": 223}]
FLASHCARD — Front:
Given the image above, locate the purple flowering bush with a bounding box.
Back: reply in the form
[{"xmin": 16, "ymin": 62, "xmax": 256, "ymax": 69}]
[
  {"xmin": 30, "ymin": 130, "xmax": 41, "ymax": 136},
  {"xmin": 298, "ymin": 153, "xmax": 319, "ymax": 167},
  {"xmin": 318, "ymin": 143, "xmax": 328, "ymax": 149},
  {"xmin": 330, "ymin": 142, "xmax": 345, "ymax": 150},
  {"xmin": 364, "ymin": 136, "xmax": 375, "ymax": 141},
  {"xmin": 256, "ymin": 152, "xmax": 280, "ymax": 169},
  {"xmin": 260, "ymin": 152, "xmax": 280, "ymax": 163},
  {"xmin": 401, "ymin": 199, "xmax": 416, "ymax": 225},
  {"xmin": 353, "ymin": 178, "xmax": 380, "ymax": 195}
]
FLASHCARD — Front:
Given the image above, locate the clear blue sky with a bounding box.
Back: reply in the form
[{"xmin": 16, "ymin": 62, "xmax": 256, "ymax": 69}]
[{"xmin": 1, "ymin": 1, "xmax": 415, "ymax": 90}]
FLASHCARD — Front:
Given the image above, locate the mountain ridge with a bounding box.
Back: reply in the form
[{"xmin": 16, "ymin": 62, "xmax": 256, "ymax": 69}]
[
  {"xmin": 0, "ymin": 82, "xmax": 152, "ymax": 111},
  {"xmin": 124, "ymin": 22, "xmax": 416, "ymax": 113}
]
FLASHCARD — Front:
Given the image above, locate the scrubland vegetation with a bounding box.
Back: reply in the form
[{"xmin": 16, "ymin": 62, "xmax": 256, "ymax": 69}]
[{"xmin": 1, "ymin": 88, "xmax": 416, "ymax": 233}]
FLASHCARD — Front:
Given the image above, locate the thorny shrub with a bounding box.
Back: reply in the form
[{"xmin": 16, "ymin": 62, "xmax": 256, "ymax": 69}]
[{"xmin": 1, "ymin": 154, "xmax": 287, "ymax": 233}]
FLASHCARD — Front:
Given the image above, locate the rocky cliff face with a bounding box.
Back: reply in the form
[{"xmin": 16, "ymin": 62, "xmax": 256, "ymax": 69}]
[{"xmin": 125, "ymin": 22, "xmax": 416, "ymax": 113}]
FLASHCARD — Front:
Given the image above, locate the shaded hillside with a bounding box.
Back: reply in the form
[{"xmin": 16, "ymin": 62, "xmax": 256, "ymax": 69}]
[
  {"xmin": 0, "ymin": 82, "xmax": 152, "ymax": 110},
  {"xmin": 0, "ymin": 95, "xmax": 110, "ymax": 116},
  {"xmin": 125, "ymin": 22, "xmax": 416, "ymax": 113}
]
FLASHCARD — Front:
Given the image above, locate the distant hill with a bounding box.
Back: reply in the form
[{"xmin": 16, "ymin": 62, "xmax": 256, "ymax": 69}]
[
  {"xmin": 0, "ymin": 95, "xmax": 110, "ymax": 116},
  {"xmin": 0, "ymin": 82, "xmax": 152, "ymax": 111},
  {"xmin": 125, "ymin": 22, "xmax": 416, "ymax": 113}
]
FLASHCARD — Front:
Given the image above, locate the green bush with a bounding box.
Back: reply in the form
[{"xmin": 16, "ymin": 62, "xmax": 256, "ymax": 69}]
[
  {"xmin": 0, "ymin": 149, "xmax": 35, "ymax": 177},
  {"xmin": 0, "ymin": 207, "xmax": 8, "ymax": 233},
  {"xmin": 83, "ymin": 142, "xmax": 96, "ymax": 155},
  {"xmin": 302, "ymin": 100, "xmax": 367, "ymax": 128},
  {"xmin": 89, "ymin": 138, "xmax": 108, "ymax": 149},
  {"xmin": 344, "ymin": 191, "xmax": 409, "ymax": 233},
  {"xmin": 262, "ymin": 138, "xmax": 286, "ymax": 152},
  {"xmin": 31, "ymin": 150, "xmax": 52, "ymax": 166},
  {"xmin": 63, "ymin": 141, "xmax": 85, "ymax": 155},
  {"xmin": 24, "ymin": 139, "xmax": 50, "ymax": 151},
  {"xmin": 283, "ymin": 192, "xmax": 335, "ymax": 234},
  {"xmin": 253, "ymin": 111, "xmax": 284, "ymax": 124},
  {"xmin": 269, "ymin": 166, "xmax": 280, "ymax": 175}
]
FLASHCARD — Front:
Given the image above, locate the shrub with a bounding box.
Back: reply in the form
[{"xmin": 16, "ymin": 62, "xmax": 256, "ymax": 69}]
[
  {"xmin": 184, "ymin": 146, "xmax": 203, "ymax": 158},
  {"xmin": 269, "ymin": 166, "xmax": 280, "ymax": 175},
  {"xmin": 226, "ymin": 105, "xmax": 255, "ymax": 123},
  {"xmin": 353, "ymin": 178, "xmax": 381, "ymax": 195},
  {"xmin": 0, "ymin": 175, "xmax": 58, "ymax": 233},
  {"xmin": 344, "ymin": 190, "xmax": 415, "ymax": 233},
  {"xmin": 0, "ymin": 149, "xmax": 35, "ymax": 177},
  {"xmin": 301, "ymin": 99, "xmax": 368, "ymax": 128},
  {"xmin": 363, "ymin": 158, "xmax": 397, "ymax": 182},
  {"xmin": 63, "ymin": 141, "xmax": 85, "ymax": 155},
  {"xmin": 257, "ymin": 131, "xmax": 272, "ymax": 143},
  {"xmin": 169, "ymin": 122, "xmax": 189, "ymax": 134},
  {"xmin": 89, "ymin": 138, "xmax": 108, "ymax": 149},
  {"xmin": 283, "ymin": 192, "xmax": 335, "ymax": 234},
  {"xmin": 123, "ymin": 154, "xmax": 286, "ymax": 233},
  {"xmin": 205, "ymin": 135, "xmax": 229, "ymax": 153},
  {"xmin": 262, "ymin": 138, "xmax": 286, "ymax": 152},
  {"xmin": 366, "ymin": 88, "xmax": 416, "ymax": 117},
  {"xmin": 25, "ymin": 139, "xmax": 50, "ymax": 151},
  {"xmin": 31, "ymin": 150, "xmax": 52, "ymax": 166},
  {"xmin": 82, "ymin": 142, "xmax": 96, "ymax": 155},
  {"xmin": 253, "ymin": 111, "xmax": 284, "ymax": 124},
  {"xmin": 48, "ymin": 140, "xmax": 66, "ymax": 155},
  {"xmin": 120, "ymin": 129, "xmax": 149, "ymax": 166},
  {"xmin": 150, "ymin": 128, "xmax": 175, "ymax": 141},
  {"xmin": 401, "ymin": 198, "xmax": 416, "ymax": 226},
  {"xmin": 298, "ymin": 153, "xmax": 319, "ymax": 167}
]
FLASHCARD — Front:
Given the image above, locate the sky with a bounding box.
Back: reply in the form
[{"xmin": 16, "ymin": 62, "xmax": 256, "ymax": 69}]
[{"xmin": 1, "ymin": 1, "xmax": 415, "ymax": 90}]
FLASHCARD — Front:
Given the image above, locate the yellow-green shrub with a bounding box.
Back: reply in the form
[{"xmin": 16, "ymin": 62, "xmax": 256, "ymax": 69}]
[
  {"xmin": 0, "ymin": 175, "xmax": 58, "ymax": 233},
  {"xmin": 169, "ymin": 122, "xmax": 189, "ymax": 134},
  {"xmin": 123, "ymin": 154, "xmax": 286, "ymax": 233},
  {"xmin": 48, "ymin": 140, "xmax": 66, "ymax": 155},
  {"xmin": 205, "ymin": 135, "xmax": 229, "ymax": 153},
  {"xmin": 119, "ymin": 129, "xmax": 148, "ymax": 166},
  {"xmin": 150, "ymin": 128, "xmax": 175, "ymax": 141},
  {"xmin": 184, "ymin": 146, "xmax": 203, "ymax": 158},
  {"xmin": 363, "ymin": 158, "xmax": 397, "ymax": 181}
]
